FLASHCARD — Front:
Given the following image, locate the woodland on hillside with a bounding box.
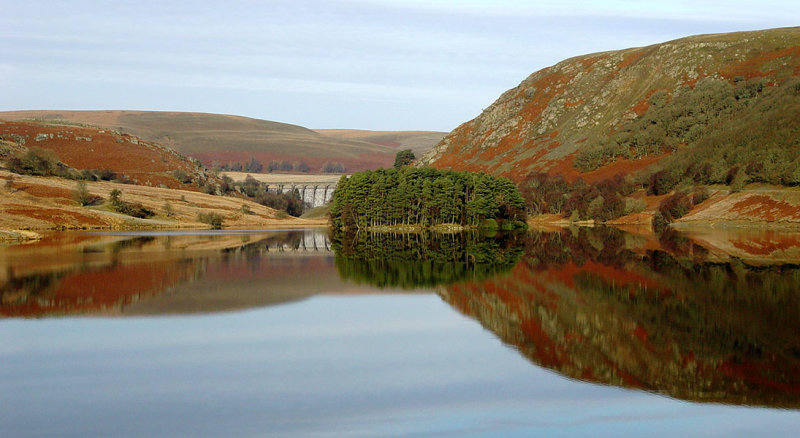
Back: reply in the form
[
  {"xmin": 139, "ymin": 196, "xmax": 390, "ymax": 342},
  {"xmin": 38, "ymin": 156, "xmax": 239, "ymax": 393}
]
[
  {"xmin": 575, "ymin": 77, "xmax": 800, "ymax": 188},
  {"xmin": 519, "ymin": 77, "xmax": 800, "ymax": 226}
]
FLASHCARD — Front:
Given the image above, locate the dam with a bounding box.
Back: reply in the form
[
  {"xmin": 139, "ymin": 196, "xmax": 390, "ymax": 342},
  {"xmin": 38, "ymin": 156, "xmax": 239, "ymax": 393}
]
[{"xmin": 223, "ymin": 172, "xmax": 342, "ymax": 208}]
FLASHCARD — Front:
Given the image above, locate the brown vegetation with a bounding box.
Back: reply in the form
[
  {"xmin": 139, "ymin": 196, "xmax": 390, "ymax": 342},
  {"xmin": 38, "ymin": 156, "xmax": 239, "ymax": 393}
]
[{"xmin": 0, "ymin": 120, "xmax": 206, "ymax": 189}]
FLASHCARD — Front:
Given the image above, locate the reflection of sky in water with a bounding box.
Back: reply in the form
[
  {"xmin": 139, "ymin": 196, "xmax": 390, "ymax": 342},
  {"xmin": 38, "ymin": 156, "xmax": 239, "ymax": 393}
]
[{"xmin": 2, "ymin": 295, "xmax": 798, "ymax": 438}]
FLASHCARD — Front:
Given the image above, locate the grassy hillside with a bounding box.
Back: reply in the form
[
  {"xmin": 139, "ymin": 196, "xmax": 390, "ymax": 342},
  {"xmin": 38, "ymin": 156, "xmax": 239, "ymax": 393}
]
[
  {"xmin": 421, "ymin": 27, "xmax": 800, "ymax": 225},
  {"xmin": 0, "ymin": 110, "xmax": 398, "ymax": 172},
  {"xmin": 314, "ymin": 129, "xmax": 445, "ymax": 161},
  {"xmin": 0, "ymin": 120, "xmax": 327, "ymax": 231},
  {"xmin": 0, "ymin": 169, "xmax": 325, "ymax": 231},
  {"xmin": 423, "ymin": 27, "xmax": 800, "ymax": 183}
]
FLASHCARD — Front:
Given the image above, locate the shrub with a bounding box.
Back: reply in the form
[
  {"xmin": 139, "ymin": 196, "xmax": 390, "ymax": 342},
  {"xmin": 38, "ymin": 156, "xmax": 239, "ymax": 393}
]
[
  {"xmin": 479, "ymin": 218, "xmax": 498, "ymax": 229},
  {"xmin": 219, "ymin": 175, "xmax": 234, "ymax": 194},
  {"xmin": 200, "ymin": 183, "xmax": 217, "ymax": 195},
  {"xmin": 114, "ymin": 201, "xmax": 154, "ymax": 219},
  {"xmin": 163, "ymin": 202, "xmax": 174, "ymax": 217},
  {"xmin": 652, "ymin": 211, "xmax": 668, "ymax": 233},
  {"xmin": 658, "ymin": 191, "xmax": 692, "ymax": 222},
  {"xmin": 73, "ymin": 181, "xmax": 101, "ymax": 206},
  {"xmin": 623, "ymin": 197, "xmax": 647, "ymax": 215},
  {"xmin": 108, "ymin": 189, "xmax": 154, "ymax": 218},
  {"xmin": 172, "ymin": 169, "xmax": 191, "ymax": 184},
  {"xmin": 80, "ymin": 169, "xmax": 98, "ymax": 181},
  {"xmin": 109, "ymin": 189, "xmax": 122, "ymax": 204},
  {"xmin": 95, "ymin": 168, "xmax": 116, "ymax": 181},
  {"xmin": 691, "ymin": 187, "xmax": 709, "ymax": 205},
  {"xmin": 197, "ymin": 212, "xmax": 224, "ymax": 229},
  {"xmin": 8, "ymin": 148, "xmax": 59, "ymax": 176},
  {"xmin": 648, "ymin": 169, "xmax": 680, "ymax": 195}
]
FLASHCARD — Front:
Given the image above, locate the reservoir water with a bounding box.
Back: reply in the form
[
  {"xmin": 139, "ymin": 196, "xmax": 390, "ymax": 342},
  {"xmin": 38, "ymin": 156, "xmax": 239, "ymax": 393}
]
[{"xmin": 2, "ymin": 228, "xmax": 799, "ymax": 437}]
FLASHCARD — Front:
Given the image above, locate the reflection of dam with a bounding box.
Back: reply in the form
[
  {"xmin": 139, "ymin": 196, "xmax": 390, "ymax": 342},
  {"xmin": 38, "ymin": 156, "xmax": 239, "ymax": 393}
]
[{"xmin": 263, "ymin": 231, "xmax": 331, "ymax": 253}]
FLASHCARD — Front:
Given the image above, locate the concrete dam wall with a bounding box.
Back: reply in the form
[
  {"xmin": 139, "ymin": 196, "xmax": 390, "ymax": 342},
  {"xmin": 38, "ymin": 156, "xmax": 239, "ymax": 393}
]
[
  {"xmin": 223, "ymin": 173, "xmax": 342, "ymax": 209},
  {"xmin": 268, "ymin": 183, "xmax": 336, "ymax": 208}
]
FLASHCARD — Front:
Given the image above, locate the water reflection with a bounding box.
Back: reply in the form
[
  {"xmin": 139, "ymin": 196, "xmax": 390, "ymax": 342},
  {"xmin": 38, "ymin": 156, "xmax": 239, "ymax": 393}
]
[
  {"xmin": 331, "ymin": 230, "xmax": 524, "ymax": 288},
  {"xmin": 0, "ymin": 230, "xmax": 338, "ymax": 317},
  {"xmin": 3, "ymin": 226, "xmax": 800, "ymax": 410},
  {"xmin": 439, "ymin": 227, "xmax": 800, "ymax": 409}
]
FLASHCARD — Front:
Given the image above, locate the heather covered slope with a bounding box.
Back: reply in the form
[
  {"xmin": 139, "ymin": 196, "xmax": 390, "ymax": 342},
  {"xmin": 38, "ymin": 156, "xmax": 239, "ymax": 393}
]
[
  {"xmin": 0, "ymin": 111, "xmax": 397, "ymax": 172},
  {"xmin": 421, "ymin": 27, "xmax": 800, "ymax": 186},
  {"xmin": 0, "ymin": 120, "xmax": 212, "ymax": 189}
]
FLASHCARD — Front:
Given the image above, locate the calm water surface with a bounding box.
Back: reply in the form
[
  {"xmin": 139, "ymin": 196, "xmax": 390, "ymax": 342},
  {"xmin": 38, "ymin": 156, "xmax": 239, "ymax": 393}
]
[{"xmin": 2, "ymin": 228, "xmax": 799, "ymax": 437}]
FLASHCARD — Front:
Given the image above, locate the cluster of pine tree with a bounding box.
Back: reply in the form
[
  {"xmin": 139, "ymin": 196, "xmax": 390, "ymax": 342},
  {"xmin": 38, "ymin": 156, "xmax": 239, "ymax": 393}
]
[{"xmin": 329, "ymin": 167, "xmax": 526, "ymax": 230}]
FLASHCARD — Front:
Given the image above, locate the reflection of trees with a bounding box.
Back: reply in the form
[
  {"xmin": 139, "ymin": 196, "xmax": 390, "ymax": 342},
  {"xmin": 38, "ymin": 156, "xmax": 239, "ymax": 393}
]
[
  {"xmin": 331, "ymin": 230, "xmax": 524, "ymax": 289},
  {"xmin": 440, "ymin": 227, "xmax": 800, "ymax": 408}
]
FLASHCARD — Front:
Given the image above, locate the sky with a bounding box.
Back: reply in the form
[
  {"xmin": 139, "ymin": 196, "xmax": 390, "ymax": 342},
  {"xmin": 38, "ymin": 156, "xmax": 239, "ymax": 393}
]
[{"xmin": 1, "ymin": 0, "xmax": 799, "ymax": 131}]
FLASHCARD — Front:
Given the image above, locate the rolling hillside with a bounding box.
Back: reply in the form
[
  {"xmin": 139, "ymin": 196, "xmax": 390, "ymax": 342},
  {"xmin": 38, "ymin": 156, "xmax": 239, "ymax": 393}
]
[
  {"xmin": 421, "ymin": 27, "xmax": 800, "ymax": 186},
  {"xmin": 0, "ymin": 120, "xmax": 329, "ymax": 231},
  {"xmin": 0, "ymin": 119, "xmax": 211, "ymax": 189},
  {"xmin": 0, "ymin": 111, "xmax": 403, "ymax": 172},
  {"xmin": 314, "ymin": 129, "xmax": 445, "ymax": 161}
]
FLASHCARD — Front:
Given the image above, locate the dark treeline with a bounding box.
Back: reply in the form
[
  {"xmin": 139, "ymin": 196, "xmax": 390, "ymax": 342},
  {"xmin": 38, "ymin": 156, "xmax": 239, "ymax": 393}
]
[
  {"xmin": 331, "ymin": 229, "xmax": 524, "ymax": 289},
  {"xmin": 8, "ymin": 148, "xmax": 129, "ymax": 183},
  {"xmin": 212, "ymin": 157, "xmax": 344, "ymax": 174},
  {"xmin": 330, "ymin": 167, "xmax": 526, "ymax": 230},
  {"xmin": 214, "ymin": 157, "xmax": 311, "ymax": 173}
]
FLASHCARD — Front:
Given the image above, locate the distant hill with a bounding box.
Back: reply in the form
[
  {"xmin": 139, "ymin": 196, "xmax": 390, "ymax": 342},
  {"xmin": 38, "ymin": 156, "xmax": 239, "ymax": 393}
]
[
  {"xmin": 0, "ymin": 111, "xmax": 402, "ymax": 173},
  {"xmin": 314, "ymin": 129, "xmax": 445, "ymax": 162},
  {"xmin": 421, "ymin": 27, "xmax": 800, "ymax": 187}
]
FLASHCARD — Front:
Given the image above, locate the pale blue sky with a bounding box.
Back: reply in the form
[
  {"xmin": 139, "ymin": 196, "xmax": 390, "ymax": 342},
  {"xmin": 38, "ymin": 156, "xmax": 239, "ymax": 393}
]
[{"xmin": 1, "ymin": 0, "xmax": 799, "ymax": 131}]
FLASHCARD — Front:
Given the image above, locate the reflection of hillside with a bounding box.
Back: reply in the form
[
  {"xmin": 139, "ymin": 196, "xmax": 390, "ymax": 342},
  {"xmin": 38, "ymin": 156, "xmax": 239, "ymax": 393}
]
[
  {"xmin": 676, "ymin": 227, "xmax": 800, "ymax": 265},
  {"xmin": 439, "ymin": 228, "xmax": 800, "ymax": 409},
  {"xmin": 331, "ymin": 230, "xmax": 525, "ymax": 289},
  {"xmin": 0, "ymin": 230, "xmax": 340, "ymax": 318},
  {"xmin": 121, "ymin": 255, "xmax": 338, "ymax": 316}
]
